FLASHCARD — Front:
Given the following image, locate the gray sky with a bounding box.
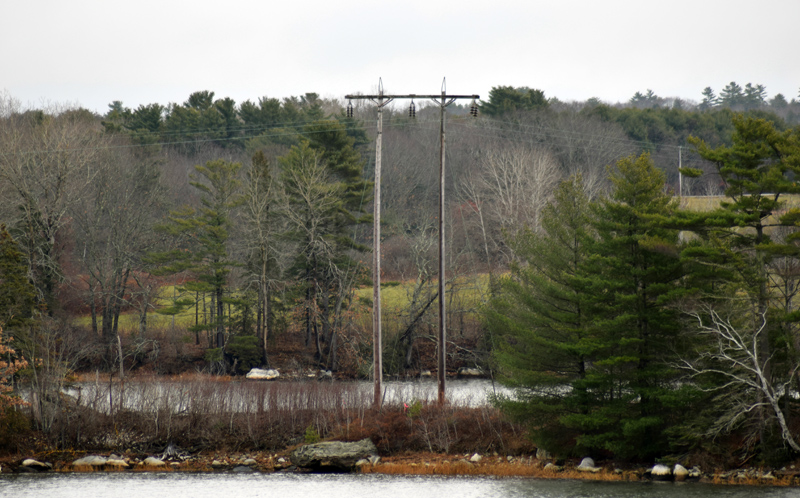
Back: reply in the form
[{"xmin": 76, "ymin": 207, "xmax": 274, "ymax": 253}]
[{"xmin": 3, "ymin": 0, "xmax": 799, "ymax": 114}]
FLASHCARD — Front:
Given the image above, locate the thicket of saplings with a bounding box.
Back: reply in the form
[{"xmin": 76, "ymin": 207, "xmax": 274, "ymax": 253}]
[{"xmin": 2, "ymin": 374, "xmax": 529, "ymax": 459}]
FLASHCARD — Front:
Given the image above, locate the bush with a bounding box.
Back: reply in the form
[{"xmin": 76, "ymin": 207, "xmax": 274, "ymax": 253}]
[
  {"xmin": 0, "ymin": 407, "xmax": 30, "ymax": 451},
  {"xmin": 226, "ymin": 335, "xmax": 262, "ymax": 374},
  {"xmin": 304, "ymin": 424, "xmax": 321, "ymax": 443}
]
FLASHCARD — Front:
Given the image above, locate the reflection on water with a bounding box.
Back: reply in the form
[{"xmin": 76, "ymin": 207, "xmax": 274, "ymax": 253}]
[
  {"xmin": 60, "ymin": 378, "xmax": 512, "ymax": 414},
  {"xmin": 0, "ymin": 472, "xmax": 794, "ymax": 498}
]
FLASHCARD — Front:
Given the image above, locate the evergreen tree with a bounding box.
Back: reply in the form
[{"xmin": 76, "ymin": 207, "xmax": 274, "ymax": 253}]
[
  {"xmin": 683, "ymin": 115, "xmax": 800, "ymax": 451},
  {"xmin": 279, "ymin": 136, "xmax": 367, "ymax": 369},
  {"xmin": 480, "ymin": 86, "xmax": 549, "ymax": 116},
  {"xmin": 488, "ymin": 176, "xmax": 596, "ymax": 454},
  {"xmin": 565, "ymin": 153, "xmax": 685, "ymax": 459},
  {"xmin": 153, "ymin": 159, "xmax": 245, "ymax": 349},
  {"xmin": 720, "ymin": 81, "xmax": 745, "ymax": 108},
  {"xmin": 699, "ymin": 87, "xmax": 718, "ymax": 110},
  {"xmin": 491, "ymin": 156, "xmax": 688, "ymax": 459},
  {"xmin": 744, "ymin": 83, "xmax": 767, "ymax": 109}
]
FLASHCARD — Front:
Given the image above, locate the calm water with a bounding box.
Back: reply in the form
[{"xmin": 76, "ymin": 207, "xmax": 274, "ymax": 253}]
[
  {"xmin": 0, "ymin": 473, "xmax": 794, "ymax": 498},
  {"xmin": 60, "ymin": 378, "xmax": 512, "ymax": 414}
]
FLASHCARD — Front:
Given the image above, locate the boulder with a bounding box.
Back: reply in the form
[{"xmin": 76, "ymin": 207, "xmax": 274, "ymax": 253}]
[
  {"xmin": 73, "ymin": 455, "xmax": 107, "ymax": 467},
  {"xmin": 291, "ymin": 438, "xmax": 378, "ymax": 472},
  {"xmin": 469, "ymin": 453, "xmax": 482, "ymax": 463},
  {"xmin": 650, "ymin": 463, "xmax": 671, "ymax": 480},
  {"xmin": 143, "ymin": 457, "xmax": 166, "ymax": 467},
  {"xmin": 106, "ymin": 459, "xmax": 129, "ymax": 469},
  {"xmin": 673, "ymin": 464, "xmax": 688, "ymax": 481},
  {"xmin": 457, "ymin": 367, "xmax": 483, "ymax": 378},
  {"xmin": 544, "ymin": 462, "xmax": 562, "ymax": 472},
  {"xmin": 21, "ymin": 459, "xmax": 52, "ymax": 472},
  {"xmin": 242, "ymin": 458, "xmax": 257, "ymax": 467},
  {"xmin": 246, "ymin": 368, "xmax": 280, "ymax": 380},
  {"xmin": 577, "ymin": 457, "xmax": 601, "ymax": 473}
]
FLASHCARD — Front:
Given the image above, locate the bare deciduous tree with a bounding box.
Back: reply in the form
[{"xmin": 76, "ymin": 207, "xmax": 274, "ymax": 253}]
[
  {"xmin": 679, "ymin": 305, "xmax": 800, "ymax": 452},
  {"xmin": 456, "ymin": 144, "xmax": 561, "ymax": 266},
  {"xmin": 0, "ymin": 100, "xmax": 106, "ymax": 310},
  {"xmin": 70, "ymin": 143, "xmax": 166, "ymax": 370}
]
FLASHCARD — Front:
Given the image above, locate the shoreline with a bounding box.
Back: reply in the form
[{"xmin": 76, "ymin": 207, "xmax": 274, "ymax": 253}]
[{"xmin": 3, "ymin": 450, "xmax": 799, "ymax": 487}]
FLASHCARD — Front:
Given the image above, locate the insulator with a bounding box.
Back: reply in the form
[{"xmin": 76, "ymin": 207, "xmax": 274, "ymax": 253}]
[
  {"xmin": 469, "ymin": 99, "xmax": 478, "ymax": 117},
  {"xmin": 346, "ymin": 100, "xmax": 354, "ymax": 119},
  {"xmin": 408, "ymin": 101, "xmax": 416, "ymax": 119}
]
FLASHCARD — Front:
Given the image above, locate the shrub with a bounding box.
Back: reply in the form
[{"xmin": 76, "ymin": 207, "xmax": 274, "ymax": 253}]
[
  {"xmin": 304, "ymin": 424, "xmax": 321, "ymax": 443},
  {"xmin": 226, "ymin": 335, "xmax": 262, "ymax": 374}
]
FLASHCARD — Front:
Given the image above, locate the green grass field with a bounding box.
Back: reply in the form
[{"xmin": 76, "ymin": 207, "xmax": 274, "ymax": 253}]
[{"xmin": 76, "ymin": 275, "xmax": 492, "ymax": 335}]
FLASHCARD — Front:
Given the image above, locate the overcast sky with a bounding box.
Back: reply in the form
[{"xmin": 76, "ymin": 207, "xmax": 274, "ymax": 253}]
[{"xmin": 3, "ymin": 0, "xmax": 799, "ymax": 114}]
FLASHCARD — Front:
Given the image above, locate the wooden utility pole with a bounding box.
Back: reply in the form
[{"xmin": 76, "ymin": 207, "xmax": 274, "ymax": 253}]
[{"xmin": 346, "ymin": 79, "xmax": 478, "ymax": 407}]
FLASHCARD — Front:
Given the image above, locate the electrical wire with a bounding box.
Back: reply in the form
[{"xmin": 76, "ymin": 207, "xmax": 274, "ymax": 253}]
[{"xmin": 1, "ymin": 110, "xmax": 707, "ymax": 158}]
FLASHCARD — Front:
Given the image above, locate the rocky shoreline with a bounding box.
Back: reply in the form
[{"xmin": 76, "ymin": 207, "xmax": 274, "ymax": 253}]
[{"xmin": 4, "ymin": 446, "xmax": 800, "ymax": 486}]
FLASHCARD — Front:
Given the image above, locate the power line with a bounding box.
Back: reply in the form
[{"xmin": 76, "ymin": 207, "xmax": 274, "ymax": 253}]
[{"xmin": 1, "ymin": 111, "xmax": 709, "ymax": 161}]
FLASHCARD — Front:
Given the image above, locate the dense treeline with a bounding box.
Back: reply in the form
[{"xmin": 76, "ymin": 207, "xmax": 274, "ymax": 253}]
[
  {"xmin": 488, "ymin": 114, "xmax": 800, "ymax": 464},
  {"xmin": 2, "ymin": 84, "xmax": 800, "ymax": 462}
]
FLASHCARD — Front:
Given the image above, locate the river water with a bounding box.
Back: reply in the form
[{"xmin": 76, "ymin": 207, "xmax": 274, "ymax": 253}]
[{"xmin": 0, "ymin": 472, "xmax": 794, "ymax": 498}]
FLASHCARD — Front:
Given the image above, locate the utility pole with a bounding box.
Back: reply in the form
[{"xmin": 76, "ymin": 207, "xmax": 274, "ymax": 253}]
[
  {"xmin": 346, "ymin": 79, "xmax": 479, "ymax": 407},
  {"xmin": 678, "ymin": 146, "xmax": 683, "ymax": 197}
]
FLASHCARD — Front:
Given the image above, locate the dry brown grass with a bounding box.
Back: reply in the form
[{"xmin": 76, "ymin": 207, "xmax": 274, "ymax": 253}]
[{"xmin": 360, "ymin": 457, "xmax": 636, "ymax": 481}]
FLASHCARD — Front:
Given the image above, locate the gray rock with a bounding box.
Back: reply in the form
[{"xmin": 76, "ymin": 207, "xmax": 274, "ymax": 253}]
[
  {"xmin": 246, "ymin": 368, "xmax": 280, "ymax": 380},
  {"xmin": 211, "ymin": 460, "xmax": 224, "ymax": 469},
  {"xmin": 161, "ymin": 442, "xmax": 190, "ymax": 461},
  {"xmin": 106, "ymin": 459, "xmax": 129, "ymax": 468},
  {"xmin": 577, "ymin": 457, "xmax": 600, "ymax": 473},
  {"xmin": 233, "ymin": 465, "xmax": 254, "ymax": 473},
  {"xmin": 355, "ymin": 459, "xmax": 370, "ymax": 467},
  {"xmin": 469, "ymin": 453, "xmax": 482, "ymax": 463},
  {"xmin": 291, "ymin": 438, "xmax": 378, "ymax": 472},
  {"xmin": 544, "ymin": 462, "xmax": 561, "ymax": 472},
  {"xmin": 73, "ymin": 455, "xmax": 107, "ymax": 467},
  {"xmin": 242, "ymin": 458, "xmax": 257, "ymax": 466}
]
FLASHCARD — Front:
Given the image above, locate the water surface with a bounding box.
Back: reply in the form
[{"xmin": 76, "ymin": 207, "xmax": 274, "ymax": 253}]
[{"xmin": 1, "ymin": 472, "xmax": 793, "ymax": 498}]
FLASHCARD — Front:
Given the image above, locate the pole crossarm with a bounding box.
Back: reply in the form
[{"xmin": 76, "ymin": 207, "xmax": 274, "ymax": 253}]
[{"xmin": 369, "ymin": 97, "xmax": 394, "ymax": 107}]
